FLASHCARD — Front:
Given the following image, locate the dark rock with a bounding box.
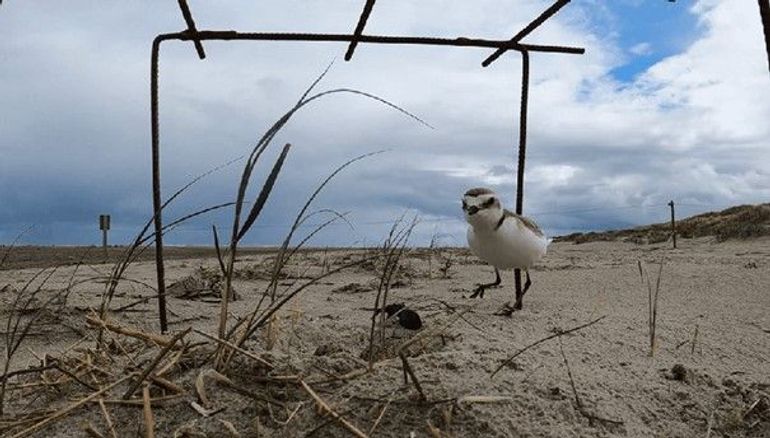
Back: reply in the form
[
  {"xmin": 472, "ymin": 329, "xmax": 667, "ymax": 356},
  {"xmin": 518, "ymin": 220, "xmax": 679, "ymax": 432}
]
[{"xmin": 671, "ymin": 364, "xmax": 689, "ymax": 382}]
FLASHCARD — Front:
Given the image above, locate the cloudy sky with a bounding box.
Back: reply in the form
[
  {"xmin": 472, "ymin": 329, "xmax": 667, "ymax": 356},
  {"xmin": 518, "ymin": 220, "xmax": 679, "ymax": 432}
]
[{"xmin": 1, "ymin": 0, "xmax": 768, "ymax": 247}]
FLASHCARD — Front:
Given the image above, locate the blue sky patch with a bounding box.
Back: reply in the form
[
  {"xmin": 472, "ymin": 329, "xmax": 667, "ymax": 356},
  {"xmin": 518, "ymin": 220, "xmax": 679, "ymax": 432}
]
[{"xmin": 601, "ymin": 0, "xmax": 701, "ymax": 82}]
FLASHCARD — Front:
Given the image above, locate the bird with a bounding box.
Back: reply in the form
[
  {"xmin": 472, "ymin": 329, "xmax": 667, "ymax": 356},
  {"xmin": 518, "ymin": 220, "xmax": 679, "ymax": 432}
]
[{"xmin": 462, "ymin": 187, "xmax": 549, "ymax": 309}]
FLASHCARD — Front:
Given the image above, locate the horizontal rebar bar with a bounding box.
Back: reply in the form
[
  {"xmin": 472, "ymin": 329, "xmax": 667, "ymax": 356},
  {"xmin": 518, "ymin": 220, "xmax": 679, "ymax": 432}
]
[{"xmin": 166, "ymin": 30, "xmax": 584, "ymax": 54}]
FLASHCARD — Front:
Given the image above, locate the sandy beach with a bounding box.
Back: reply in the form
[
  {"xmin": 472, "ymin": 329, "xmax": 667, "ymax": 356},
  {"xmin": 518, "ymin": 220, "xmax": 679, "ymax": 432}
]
[{"xmin": 1, "ymin": 237, "xmax": 768, "ymax": 437}]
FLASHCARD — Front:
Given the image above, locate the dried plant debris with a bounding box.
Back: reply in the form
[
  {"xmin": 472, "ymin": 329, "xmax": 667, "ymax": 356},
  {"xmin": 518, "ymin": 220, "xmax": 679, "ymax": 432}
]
[
  {"xmin": 330, "ymin": 282, "xmax": 373, "ymax": 294},
  {"xmin": 168, "ymin": 267, "xmax": 239, "ymax": 301}
]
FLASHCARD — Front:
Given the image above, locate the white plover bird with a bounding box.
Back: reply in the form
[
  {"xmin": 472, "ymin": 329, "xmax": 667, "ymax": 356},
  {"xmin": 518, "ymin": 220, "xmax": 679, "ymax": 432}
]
[{"xmin": 462, "ymin": 187, "xmax": 549, "ymax": 309}]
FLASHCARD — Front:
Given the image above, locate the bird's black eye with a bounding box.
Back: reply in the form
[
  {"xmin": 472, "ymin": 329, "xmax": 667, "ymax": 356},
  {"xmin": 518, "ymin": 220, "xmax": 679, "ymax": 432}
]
[
  {"xmin": 462, "ymin": 200, "xmax": 468, "ymax": 210},
  {"xmin": 484, "ymin": 197, "xmax": 495, "ymax": 207}
]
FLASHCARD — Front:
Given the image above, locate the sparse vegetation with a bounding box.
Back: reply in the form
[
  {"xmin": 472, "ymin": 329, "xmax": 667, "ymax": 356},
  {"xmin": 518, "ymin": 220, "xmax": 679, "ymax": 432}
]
[
  {"xmin": 557, "ymin": 203, "xmax": 770, "ymax": 244},
  {"xmin": 638, "ymin": 260, "xmax": 663, "ymax": 356}
]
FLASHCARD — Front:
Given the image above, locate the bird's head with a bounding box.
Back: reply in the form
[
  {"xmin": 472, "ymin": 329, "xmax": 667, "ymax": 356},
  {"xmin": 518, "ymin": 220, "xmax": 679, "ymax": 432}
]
[{"xmin": 462, "ymin": 187, "xmax": 502, "ymax": 229}]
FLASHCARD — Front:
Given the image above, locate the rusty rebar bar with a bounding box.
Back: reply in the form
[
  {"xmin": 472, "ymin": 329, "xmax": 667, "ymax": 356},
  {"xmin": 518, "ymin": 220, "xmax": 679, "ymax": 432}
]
[
  {"xmin": 482, "ymin": 0, "xmax": 571, "ymax": 67},
  {"xmin": 158, "ymin": 30, "xmax": 584, "ymax": 54},
  {"xmin": 760, "ymin": 0, "xmax": 770, "ymax": 72},
  {"xmin": 176, "ymin": 0, "xmax": 206, "ymax": 59},
  {"xmin": 514, "ymin": 50, "xmax": 530, "ymax": 310},
  {"xmin": 150, "ymin": 36, "xmax": 168, "ymax": 334},
  {"xmin": 345, "ymin": 0, "xmax": 378, "ymax": 61}
]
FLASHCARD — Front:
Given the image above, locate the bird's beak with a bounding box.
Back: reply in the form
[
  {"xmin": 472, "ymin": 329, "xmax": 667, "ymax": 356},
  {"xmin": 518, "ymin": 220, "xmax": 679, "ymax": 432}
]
[{"xmin": 467, "ymin": 205, "xmax": 479, "ymax": 215}]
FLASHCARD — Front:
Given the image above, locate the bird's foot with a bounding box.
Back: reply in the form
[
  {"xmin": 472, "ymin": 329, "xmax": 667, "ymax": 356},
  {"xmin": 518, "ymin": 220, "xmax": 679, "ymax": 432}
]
[
  {"xmin": 468, "ymin": 283, "xmax": 499, "ymax": 298},
  {"xmin": 493, "ymin": 301, "xmax": 517, "ymax": 317}
]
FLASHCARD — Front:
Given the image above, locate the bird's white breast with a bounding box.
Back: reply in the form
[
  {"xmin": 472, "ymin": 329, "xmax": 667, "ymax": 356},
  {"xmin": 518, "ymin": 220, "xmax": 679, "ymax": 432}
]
[{"xmin": 467, "ymin": 218, "xmax": 548, "ymax": 270}]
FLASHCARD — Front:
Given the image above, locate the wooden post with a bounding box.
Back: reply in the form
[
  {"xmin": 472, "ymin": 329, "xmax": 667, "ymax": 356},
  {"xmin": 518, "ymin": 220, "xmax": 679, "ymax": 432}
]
[{"xmin": 668, "ymin": 201, "xmax": 676, "ymax": 249}]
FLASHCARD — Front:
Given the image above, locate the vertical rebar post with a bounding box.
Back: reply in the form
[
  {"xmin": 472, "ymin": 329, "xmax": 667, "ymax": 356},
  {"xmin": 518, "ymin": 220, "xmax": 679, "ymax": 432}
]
[
  {"xmin": 759, "ymin": 0, "xmax": 770, "ymax": 72},
  {"xmin": 151, "ymin": 36, "xmax": 168, "ymax": 334},
  {"xmin": 513, "ymin": 50, "xmax": 530, "ymax": 310}
]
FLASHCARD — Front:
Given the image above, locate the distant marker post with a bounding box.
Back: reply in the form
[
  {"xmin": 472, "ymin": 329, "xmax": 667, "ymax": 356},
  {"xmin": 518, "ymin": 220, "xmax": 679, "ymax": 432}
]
[
  {"xmin": 668, "ymin": 201, "xmax": 676, "ymax": 249},
  {"xmin": 99, "ymin": 214, "xmax": 111, "ymax": 255}
]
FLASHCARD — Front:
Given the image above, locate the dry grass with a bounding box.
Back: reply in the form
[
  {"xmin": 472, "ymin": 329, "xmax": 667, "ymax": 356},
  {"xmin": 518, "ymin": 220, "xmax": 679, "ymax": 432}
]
[
  {"xmin": 637, "ymin": 260, "xmax": 663, "ymax": 356},
  {"xmin": 0, "ymin": 70, "xmax": 434, "ymax": 437}
]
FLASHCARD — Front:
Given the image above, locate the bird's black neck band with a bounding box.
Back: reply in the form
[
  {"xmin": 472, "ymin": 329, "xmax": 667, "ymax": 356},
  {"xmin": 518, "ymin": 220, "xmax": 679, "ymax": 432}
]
[{"xmin": 495, "ymin": 212, "xmax": 506, "ymax": 230}]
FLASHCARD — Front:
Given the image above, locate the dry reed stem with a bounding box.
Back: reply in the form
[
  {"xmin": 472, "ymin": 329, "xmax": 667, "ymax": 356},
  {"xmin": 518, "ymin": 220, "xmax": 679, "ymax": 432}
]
[
  {"xmin": 426, "ymin": 420, "xmax": 442, "ymax": 438},
  {"xmin": 491, "ymin": 315, "xmax": 606, "ymax": 378},
  {"xmin": 199, "ymin": 368, "xmax": 287, "ymax": 408},
  {"xmin": 86, "ymin": 315, "xmax": 173, "ymax": 347},
  {"xmin": 705, "ymin": 407, "xmax": 715, "ymax": 438},
  {"xmin": 142, "ymin": 384, "xmax": 155, "ymax": 438},
  {"xmin": 155, "ymin": 347, "xmax": 185, "ymax": 377},
  {"xmin": 638, "ymin": 260, "xmax": 663, "ymax": 356},
  {"xmin": 691, "ymin": 324, "xmax": 699, "ymax": 355},
  {"xmin": 366, "ymin": 216, "xmax": 415, "ymax": 367},
  {"xmin": 368, "ymin": 394, "xmax": 394, "ymax": 435},
  {"xmin": 98, "ymin": 398, "xmax": 118, "ymax": 438},
  {"xmin": 190, "ymin": 401, "xmax": 225, "ymax": 417},
  {"xmin": 299, "ymin": 379, "xmax": 369, "ymax": 438},
  {"xmin": 123, "ymin": 328, "xmax": 190, "ymax": 399},
  {"xmin": 93, "ymin": 393, "xmax": 185, "ymax": 407},
  {"xmin": 281, "ymin": 403, "xmax": 304, "ymax": 426},
  {"xmin": 558, "ymin": 338, "xmax": 623, "ymax": 426},
  {"xmin": 9, "ymin": 373, "xmax": 133, "ymax": 438},
  {"xmin": 82, "ymin": 421, "xmax": 106, "ymax": 438},
  {"xmin": 456, "ymin": 395, "xmax": 513, "ymax": 405},
  {"xmin": 218, "ymin": 419, "xmax": 241, "ymax": 437},
  {"xmin": 150, "ymin": 375, "xmax": 185, "ymax": 394},
  {"xmin": 399, "ymin": 352, "xmax": 427, "ymax": 402},
  {"xmin": 194, "ymin": 370, "xmax": 211, "ymax": 407},
  {"xmin": 193, "ymin": 329, "xmax": 273, "ymax": 369},
  {"xmin": 50, "ymin": 361, "xmax": 97, "ymax": 391}
]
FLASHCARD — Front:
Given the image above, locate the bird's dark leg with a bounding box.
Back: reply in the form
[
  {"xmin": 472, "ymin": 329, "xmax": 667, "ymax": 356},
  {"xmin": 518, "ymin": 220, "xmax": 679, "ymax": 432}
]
[
  {"xmin": 470, "ymin": 268, "xmax": 501, "ymax": 298},
  {"xmin": 513, "ymin": 270, "xmax": 532, "ymax": 310}
]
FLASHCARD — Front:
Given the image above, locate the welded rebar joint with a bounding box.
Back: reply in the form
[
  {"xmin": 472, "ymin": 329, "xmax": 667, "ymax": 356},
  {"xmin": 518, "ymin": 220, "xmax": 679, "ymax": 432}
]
[
  {"xmin": 482, "ymin": 0, "xmax": 573, "ymax": 67},
  {"xmin": 177, "ymin": 0, "xmax": 206, "ymax": 59},
  {"xmin": 345, "ymin": 0, "xmax": 378, "ymax": 61}
]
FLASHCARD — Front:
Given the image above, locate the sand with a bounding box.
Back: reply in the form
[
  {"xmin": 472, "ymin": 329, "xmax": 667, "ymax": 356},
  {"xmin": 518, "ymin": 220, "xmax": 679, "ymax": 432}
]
[{"xmin": 1, "ymin": 237, "xmax": 768, "ymax": 437}]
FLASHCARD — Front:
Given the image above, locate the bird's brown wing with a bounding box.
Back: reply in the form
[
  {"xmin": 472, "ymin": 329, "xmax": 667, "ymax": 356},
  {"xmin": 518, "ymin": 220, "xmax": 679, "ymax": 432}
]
[{"xmin": 502, "ymin": 209, "xmax": 544, "ymax": 237}]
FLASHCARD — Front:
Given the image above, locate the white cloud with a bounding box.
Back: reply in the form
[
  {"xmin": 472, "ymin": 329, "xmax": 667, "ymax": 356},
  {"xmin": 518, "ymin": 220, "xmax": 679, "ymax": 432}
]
[{"xmin": 629, "ymin": 42, "xmax": 653, "ymax": 56}]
